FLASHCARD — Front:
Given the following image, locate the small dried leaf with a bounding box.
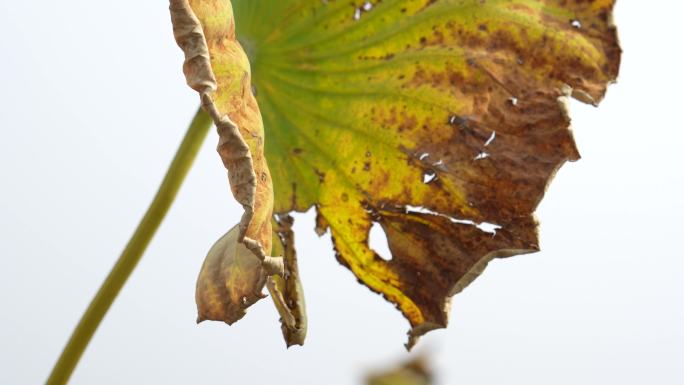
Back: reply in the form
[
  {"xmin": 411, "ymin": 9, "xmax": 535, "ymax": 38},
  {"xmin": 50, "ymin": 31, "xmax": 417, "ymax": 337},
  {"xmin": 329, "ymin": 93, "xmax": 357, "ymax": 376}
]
[
  {"xmin": 267, "ymin": 215, "xmax": 307, "ymax": 347},
  {"xmin": 196, "ymin": 225, "xmax": 266, "ymax": 325}
]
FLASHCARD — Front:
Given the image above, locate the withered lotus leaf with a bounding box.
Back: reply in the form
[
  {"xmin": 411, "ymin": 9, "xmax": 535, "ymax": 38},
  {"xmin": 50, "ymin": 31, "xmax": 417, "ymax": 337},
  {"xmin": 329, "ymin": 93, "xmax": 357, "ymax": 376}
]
[{"xmin": 172, "ymin": 0, "xmax": 621, "ymax": 348}]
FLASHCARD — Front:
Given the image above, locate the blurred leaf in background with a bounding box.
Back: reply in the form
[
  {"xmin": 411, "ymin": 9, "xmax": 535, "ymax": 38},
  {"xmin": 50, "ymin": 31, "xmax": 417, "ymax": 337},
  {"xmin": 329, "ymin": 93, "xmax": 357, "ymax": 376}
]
[{"xmin": 366, "ymin": 356, "xmax": 432, "ymax": 385}]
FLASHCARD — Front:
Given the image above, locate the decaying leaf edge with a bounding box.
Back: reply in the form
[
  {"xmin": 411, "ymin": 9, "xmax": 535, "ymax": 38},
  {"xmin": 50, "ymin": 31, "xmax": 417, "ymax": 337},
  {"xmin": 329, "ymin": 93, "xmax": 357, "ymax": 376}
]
[
  {"xmin": 402, "ymin": 80, "xmax": 619, "ymax": 349},
  {"xmin": 169, "ymin": 0, "xmax": 283, "ymax": 276},
  {"xmin": 267, "ymin": 215, "xmax": 308, "ymax": 347}
]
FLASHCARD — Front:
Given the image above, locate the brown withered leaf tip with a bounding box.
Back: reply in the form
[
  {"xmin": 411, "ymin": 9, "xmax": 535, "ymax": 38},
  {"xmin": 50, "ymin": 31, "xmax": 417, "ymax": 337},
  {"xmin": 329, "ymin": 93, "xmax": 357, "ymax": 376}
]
[{"xmin": 267, "ymin": 215, "xmax": 307, "ymax": 347}]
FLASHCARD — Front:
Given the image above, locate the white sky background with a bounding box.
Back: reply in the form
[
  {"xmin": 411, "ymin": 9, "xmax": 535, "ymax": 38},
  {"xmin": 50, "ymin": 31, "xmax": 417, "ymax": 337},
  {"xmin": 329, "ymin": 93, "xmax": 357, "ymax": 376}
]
[{"xmin": 0, "ymin": 1, "xmax": 682, "ymax": 384}]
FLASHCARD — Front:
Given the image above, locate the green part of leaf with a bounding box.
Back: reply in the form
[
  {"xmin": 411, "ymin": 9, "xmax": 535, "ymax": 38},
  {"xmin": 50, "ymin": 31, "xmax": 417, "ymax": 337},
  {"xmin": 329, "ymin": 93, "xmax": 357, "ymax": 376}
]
[{"xmin": 233, "ymin": 0, "xmax": 620, "ymax": 346}]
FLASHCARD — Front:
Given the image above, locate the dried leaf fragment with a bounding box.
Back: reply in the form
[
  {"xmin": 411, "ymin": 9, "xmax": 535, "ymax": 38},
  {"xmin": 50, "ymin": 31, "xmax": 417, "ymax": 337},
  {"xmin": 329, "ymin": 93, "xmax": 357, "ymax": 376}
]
[{"xmin": 267, "ymin": 215, "xmax": 307, "ymax": 347}]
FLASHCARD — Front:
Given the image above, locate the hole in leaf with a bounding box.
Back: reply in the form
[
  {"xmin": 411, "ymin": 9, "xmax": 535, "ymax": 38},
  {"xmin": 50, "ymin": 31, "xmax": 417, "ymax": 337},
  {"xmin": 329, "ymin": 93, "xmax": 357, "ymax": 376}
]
[
  {"xmin": 448, "ymin": 114, "xmax": 466, "ymax": 126},
  {"xmin": 432, "ymin": 159, "xmax": 447, "ymax": 172},
  {"xmin": 474, "ymin": 152, "xmax": 489, "ymax": 160},
  {"xmin": 484, "ymin": 131, "xmax": 496, "ymax": 146},
  {"xmin": 423, "ymin": 170, "xmax": 436, "ymax": 183},
  {"xmin": 369, "ymin": 222, "xmax": 392, "ymax": 261},
  {"xmin": 353, "ymin": 7, "xmax": 361, "ymax": 20},
  {"xmin": 405, "ymin": 205, "xmax": 503, "ymax": 235},
  {"xmin": 476, "ymin": 222, "xmax": 502, "ymax": 234}
]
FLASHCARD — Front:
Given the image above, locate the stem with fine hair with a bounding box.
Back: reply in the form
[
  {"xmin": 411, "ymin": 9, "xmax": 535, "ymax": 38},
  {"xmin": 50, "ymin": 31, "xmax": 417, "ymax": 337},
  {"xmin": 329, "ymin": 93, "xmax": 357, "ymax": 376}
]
[{"xmin": 45, "ymin": 107, "xmax": 212, "ymax": 385}]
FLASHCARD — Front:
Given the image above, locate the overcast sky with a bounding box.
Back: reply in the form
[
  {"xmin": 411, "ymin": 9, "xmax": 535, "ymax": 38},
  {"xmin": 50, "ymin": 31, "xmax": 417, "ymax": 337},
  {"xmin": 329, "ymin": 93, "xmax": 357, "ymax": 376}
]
[{"xmin": 1, "ymin": 1, "xmax": 682, "ymax": 384}]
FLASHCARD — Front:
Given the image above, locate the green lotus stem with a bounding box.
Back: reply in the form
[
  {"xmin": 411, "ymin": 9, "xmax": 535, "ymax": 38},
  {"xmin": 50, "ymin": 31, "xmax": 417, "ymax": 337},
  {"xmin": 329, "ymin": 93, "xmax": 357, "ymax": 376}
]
[{"xmin": 45, "ymin": 108, "xmax": 212, "ymax": 385}]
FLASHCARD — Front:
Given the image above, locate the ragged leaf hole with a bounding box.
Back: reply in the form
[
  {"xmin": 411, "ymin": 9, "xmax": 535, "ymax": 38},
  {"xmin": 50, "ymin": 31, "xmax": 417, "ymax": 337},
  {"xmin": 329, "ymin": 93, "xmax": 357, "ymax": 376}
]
[
  {"xmin": 476, "ymin": 222, "xmax": 502, "ymax": 234},
  {"xmin": 474, "ymin": 152, "xmax": 489, "ymax": 160},
  {"xmin": 353, "ymin": 2, "xmax": 374, "ymax": 21},
  {"xmin": 405, "ymin": 205, "xmax": 502, "ymax": 235},
  {"xmin": 484, "ymin": 131, "xmax": 496, "ymax": 146},
  {"xmin": 369, "ymin": 222, "xmax": 392, "ymax": 261},
  {"xmin": 423, "ymin": 170, "xmax": 437, "ymax": 183},
  {"xmin": 448, "ymin": 114, "xmax": 467, "ymax": 126}
]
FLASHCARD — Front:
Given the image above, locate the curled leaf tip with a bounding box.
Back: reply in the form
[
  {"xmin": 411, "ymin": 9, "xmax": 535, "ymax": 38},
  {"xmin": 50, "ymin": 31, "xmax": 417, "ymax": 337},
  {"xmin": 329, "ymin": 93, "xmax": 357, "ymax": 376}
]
[
  {"xmin": 195, "ymin": 225, "xmax": 267, "ymax": 325},
  {"xmin": 171, "ymin": 0, "xmax": 278, "ymax": 329},
  {"xmin": 169, "ymin": 0, "xmax": 216, "ymax": 95},
  {"xmin": 170, "ymin": 0, "xmax": 268, "ymax": 259}
]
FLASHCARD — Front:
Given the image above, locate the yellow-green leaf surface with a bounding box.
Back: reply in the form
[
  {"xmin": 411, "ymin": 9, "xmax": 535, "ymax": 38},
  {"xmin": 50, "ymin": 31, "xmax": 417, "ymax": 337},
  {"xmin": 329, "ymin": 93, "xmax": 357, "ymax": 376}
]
[{"xmin": 232, "ymin": 0, "xmax": 620, "ymax": 347}]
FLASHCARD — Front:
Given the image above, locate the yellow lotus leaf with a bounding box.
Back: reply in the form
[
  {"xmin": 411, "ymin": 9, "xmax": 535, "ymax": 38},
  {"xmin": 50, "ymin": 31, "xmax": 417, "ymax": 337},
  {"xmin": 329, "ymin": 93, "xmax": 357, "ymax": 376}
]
[{"xmin": 174, "ymin": 0, "xmax": 621, "ymax": 347}]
